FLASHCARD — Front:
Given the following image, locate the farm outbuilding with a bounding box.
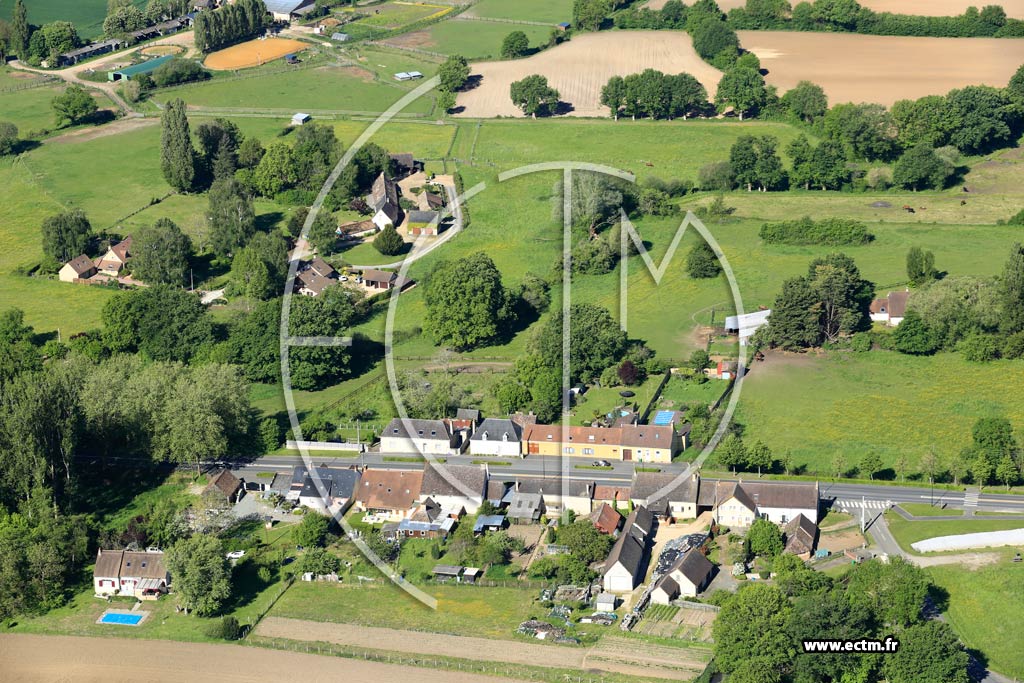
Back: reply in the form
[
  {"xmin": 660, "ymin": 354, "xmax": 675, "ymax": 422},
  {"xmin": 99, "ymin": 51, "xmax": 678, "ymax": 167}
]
[
  {"xmin": 394, "ymin": 71, "xmax": 423, "ymax": 81},
  {"xmin": 331, "ymin": 32, "xmax": 350, "ymax": 42},
  {"xmin": 108, "ymin": 55, "xmax": 175, "ymax": 81},
  {"xmin": 291, "ymin": 112, "xmax": 311, "ymax": 126},
  {"xmin": 263, "ymin": 0, "xmax": 316, "ymax": 22}
]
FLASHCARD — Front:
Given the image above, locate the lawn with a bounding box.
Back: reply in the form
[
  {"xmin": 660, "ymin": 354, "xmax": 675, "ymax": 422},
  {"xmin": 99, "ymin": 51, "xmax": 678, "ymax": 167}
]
[
  {"xmin": 657, "ymin": 375, "xmax": 729, "ymax": 411},
  {"xmin": 738, "ymin": 351, "xmax": 1024, "ymax": 475},
  {"xmin": 0, "ymin": 84, "xmax": 108, "ymax": 136},
  {"xmin": 394, "ymin": 20, "xmax": 554, "ymax": 59},
  {"xmin": 883, "ymin": 512, "xmax": 1024, "ymax": 551},
  {"xmin": 269, "ymin": 581, "xmax": 544, "ymax": 640},
  {"xmin": 928, "ymin": 553, "xmax": 1024, "ymax": 679},
  {"xmin": 899, "ymin": 502, "xmax": 959, "ymax": 517},
  {"xmin": 468, "ymin": 0, "xmax": 573, "ymax": 24}
]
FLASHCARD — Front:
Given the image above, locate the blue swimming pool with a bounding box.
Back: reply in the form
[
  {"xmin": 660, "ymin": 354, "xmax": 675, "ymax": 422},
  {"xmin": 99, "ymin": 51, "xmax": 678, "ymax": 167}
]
[{"xmin": 100, "ymin": 612, "xmax": 143, "ymax": 625}]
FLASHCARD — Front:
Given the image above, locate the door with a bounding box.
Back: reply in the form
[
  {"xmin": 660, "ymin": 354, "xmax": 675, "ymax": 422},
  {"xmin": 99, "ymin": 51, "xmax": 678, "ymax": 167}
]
[
  {"xmin": 623, "ymin": 449, "xmax": 632, "ymax": 461},
  {"xmin": 528, "ymin": 442, "xmax": 539, "ymax": 455}
]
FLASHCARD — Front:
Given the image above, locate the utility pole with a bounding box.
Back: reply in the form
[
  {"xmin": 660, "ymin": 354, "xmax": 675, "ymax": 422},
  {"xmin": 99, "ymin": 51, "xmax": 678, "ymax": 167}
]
[{"xmin": 861, "ymin": 495, "xmax": 866, "ymax": 533}]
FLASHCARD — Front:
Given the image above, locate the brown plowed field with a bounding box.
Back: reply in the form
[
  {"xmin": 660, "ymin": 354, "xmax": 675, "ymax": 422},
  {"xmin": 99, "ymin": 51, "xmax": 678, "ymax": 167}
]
[
  {"xmin": 737, "ymin": 31, "xmax": 1024, "ymax": 105},
  {"xmin": 456, "ymin": 31, "xmax": 722, "ymax": 118}
]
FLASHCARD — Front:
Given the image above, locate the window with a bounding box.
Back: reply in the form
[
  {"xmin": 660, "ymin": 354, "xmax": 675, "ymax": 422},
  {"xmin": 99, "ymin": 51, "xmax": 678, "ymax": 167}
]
[
  {"xmin": 563, "ymin": 447, "xmax": 575, "ymax": 454},
  {"xmin": 583, "ymin": 448, "xmax": 594, "ymax": 455}
]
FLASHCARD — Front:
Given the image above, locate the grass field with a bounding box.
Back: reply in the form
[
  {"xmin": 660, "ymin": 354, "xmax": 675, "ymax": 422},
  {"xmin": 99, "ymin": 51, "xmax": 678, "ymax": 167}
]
[
  {"xmin": 899, "ymin": 502, "xmax": 959, "ymax": 517},
  {"xmin": 468, "ymin": 0, "xmax": 573, "ymax": 24},
  {"xmin": 884, "ymin": 512, "xmax": 1024, "ymax": 551},
  {"xmin": 0, "ymin": 0, "xmax": 144, "ymax": 39},
  {"xmin": 928, "ymin": 552, "xmax": 1024, "ymax": 679},
  {"xmin": 0, "ymin": 85, "xmax": 108, "ymax": 136},
  {"xmin": 388, "ymin": 19, "xmax": 554, "ymax": 59},
  {"xmin": 739, "ymin": 352, "xmax": 1024, "ymax": 475}
]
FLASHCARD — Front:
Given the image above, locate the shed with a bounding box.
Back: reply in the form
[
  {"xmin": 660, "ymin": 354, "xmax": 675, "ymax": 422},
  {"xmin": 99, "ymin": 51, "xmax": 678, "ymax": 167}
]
[
  {"xmin": 291, "ymin": 112, "xmax": 312, "ymax": 126},
  {"xmin": 331, "ymin": 32, "xmax": 349, "ymax": 41},
  {"xmin": 595, "ymin": 592, "xmax": 616, "ymax": 611},
  {"xmin": 473, "ymin": 515, "xmax": 507, "ymax": 534},
  {"xmin": 431, "ymin": 564, "xmax": 463, "ymax": 582},
  {"xmin": 109, "ymin": 54, "xmax": 175, "ymax": 81}
]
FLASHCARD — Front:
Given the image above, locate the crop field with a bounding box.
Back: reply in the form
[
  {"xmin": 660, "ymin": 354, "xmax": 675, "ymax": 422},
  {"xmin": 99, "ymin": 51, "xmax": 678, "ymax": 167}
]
[
  {"xmin": 648, "ymin": 0, "xmax": 1024, "ymax": 16},
  {"xmin": 341, "ymin": 1, "xmax": 451, "ymax": 29},
  {"xmin": 737, "ymin": 351, "xmax": 1024, "ymax": 475},
  {"xmin": 467, "ymin": 0, "xmax": 574, "ymax": 24},
  {"xmin": 386, "ymin": 18, "xmax": 554, "ymax": 59},
  {"xmin": 456, "ymin": 31, "xmax": 723, "ymax": 118},
  {"xmin": 204, "ymin": 38, "xmax": 309, "ymax": 71},
  {"xmin": 737, "ymin": 32, "xmax": 1024, "ymax": 106}
]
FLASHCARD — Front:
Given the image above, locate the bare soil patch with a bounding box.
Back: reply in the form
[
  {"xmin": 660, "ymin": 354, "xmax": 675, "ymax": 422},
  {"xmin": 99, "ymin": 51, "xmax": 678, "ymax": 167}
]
[
  {"xmin": 46, "ymin": 117, "xmax": 158, "ymax": 145},
  {"xmin": 912, "ymin": 552, "xmax": 1001, "ymax": 568},
  {"xmin": 737, "ymin": 31, "xmax": 1024, "ymax": 106},
  {"xmin": 647, "ymin": 0, "xmax": 1024, "ymax": 17},
  {"xmin": 141, "ymin": 45, "xmax": 184, "ymax": 57},
  {"xmin": 456, "ymin": 31, "xmax": 722, "ymax": 118},
  {"xmin": 0, "ymin": 633, "xmax": 507, "ymax": 683},
  {"xmin": 819, "ymin": 528, "xmax": 866, "ymax": 555},
  {"xmin": 382, "ymin": 30, "xmax": 437, "ymax": 50},
  {"xmin": 204, "ymin": 38, "xmax": 309, "ymax": 71}
]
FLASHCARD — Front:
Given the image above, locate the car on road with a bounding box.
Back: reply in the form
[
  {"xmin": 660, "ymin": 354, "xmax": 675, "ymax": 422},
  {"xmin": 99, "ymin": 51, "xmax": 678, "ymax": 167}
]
[
  {"xmin": 592, "ymin": 460, "xmax": 612, "ymax": 467},
  {"xmin": 226, "ymin": 550, "xmax": 245, "ymax": 560}
]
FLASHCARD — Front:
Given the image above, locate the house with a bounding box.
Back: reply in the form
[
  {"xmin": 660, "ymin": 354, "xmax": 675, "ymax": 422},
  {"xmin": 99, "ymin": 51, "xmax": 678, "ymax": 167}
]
[
  {"xmin": 507, "ymin": 491, "xmax": 544, "ymax": 523},
  {"xmin": 297, "ymin": 467, "xmax": 361, "ymax": 514},
  {"xmin": 59, "ymin": 254, "xmax": 97, "ymax": 283},
  {"xmin": 418, "ymin": 463, "xmax": 487, "ymax": 514},
  {"xmin": 486, "ymin": 479, "xmax": 513, "ymax": 507},
  {"xmin": 360, "ymin": 268, "xmax": 412, "ymax": 292},
  {"xmin": 723, "ymin": 309, "xmax": 772, "ymax": 347},
  {"xmin": 631, "ymin": 471, "xmax": 699, "ymax": 521},
  {"xmin": 295, "ymin": 269, "xmax": 333, "ymax": 296},
  {"xmin": 368, "ymin": 172, "xmax": 401, "ymax": 229},
  {"xmin": 708, "ymin": 361, "xmax": 739, "ymax": 381},
  {"xmin": 595, "ymin": 592, "xmax": 616, "ymax": 611},
  {"xmin": 783, "ymin": 513, "xmax": 818, "ymax": 560},
  {"xmin": 389, "ymin": 153, "xmax": 422, "ymax": 177},
  {"xmin": 589, "ymin": 503, "xmax": 623, "ymax": 535},
  {"xmin": 698, "ymin": 481, "xmax": 757, "ymax": 528},
  {"xmin": 94, "ymin": 549, "xmax": 170, "ymax": 599},
  {"xmin": 406, "ymin": 210, "xmax": 441, "ymax": 236},
  {"xmin": 380, "ymin": 418, "xmax": 461, "ymax": 456},
  {"xmin": 650, "ymin": 549, "xmax": 714, "ymax": 603},
  {"xmin": 473, "ymin": 514, "xmax": 507, "ymax": 534},
  {"xmin": 515, "ymin": 477, "xmax": 592, "ymax": 516},
  {"xmin": 431, "ymin": 564, "xmax": 463, "ymax": 582},
  {"xmin": 354, "ymin": 468, "xmax": 424, "ymax": 520},
  {"xmin": 592, "ymin": 484, "xmax": 631, "ymax": 509},
  {"xmin": 291, "ymin": 112, "xmax": 312, "ymax": 126},
  {"xmin": 697, "ymin": 479, "xmax": 820, "ymax": 528},
  {"xmin": 393, "ymin": 71, "xmax": 423, "ymax": 81},
  {"xmin": 870, "ymin": 290, "xmax": 909, "ymax": 327},
  {"xmin": 602, "ymin": 506, "xmax": 653, "ymax": 593},
  {"xmin": 336, "ymin": 220, "xmax": 378, "ymax": 240},
  {"xmin": 97, "ymin": 236, "xmax": 132, "ymax": 276},
  {"xmin": 264, "ymin": 0, "xmax": 316, "ymax": 22},
  {"xmin": 392, "ymin": 516, "xmax": 455, "ymax": 540},
  {"xmin": 309, "ymin": 257, "xmax": 336, "ymax": 279},
  {"xmin": 205, "ymin": 469, "xmax": 243, "ymax": 504},
  {"xmin": 469, "ymin": 418, "xmax": 523, "ymax": 457},
  {"xmin": 522, "ymin": 423, "xmax": 678, "ymax": 462},
  {"xmin": 425, "ymin": 192, "xmax": 445, "ymax": 210}
]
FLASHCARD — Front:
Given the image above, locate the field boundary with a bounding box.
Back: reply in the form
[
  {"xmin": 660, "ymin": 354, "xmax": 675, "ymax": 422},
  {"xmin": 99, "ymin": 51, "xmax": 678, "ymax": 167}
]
[{"xmin": 457, "ymin": 14, "xmax": 560, "ymax": 27}]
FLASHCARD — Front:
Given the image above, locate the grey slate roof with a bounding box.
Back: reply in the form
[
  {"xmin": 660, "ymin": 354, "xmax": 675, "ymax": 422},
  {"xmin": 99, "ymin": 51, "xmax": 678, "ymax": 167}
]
[
  {"xmin": 420, "ymin": 463, "xmax": 487, "ymax": 499},
  {"xmin": 631, "ymin": 472, "xmax": 699, "ymax": 516},
  {"xmin": 784, "ymin": 513, "xmax": 818, "ymax": 555},
  {"xmin": 605, "ymin": 533, "xmax": 645, "ymax": 578},
  {"xmin": 383, "ymin": 418, "xmax": 453, "ymax": 443},
  {"xmin": 673, "ymin": 549, "xmax": 714, "ymax": 587},
  {"xmin": 470, "ymin": 418, "xmax": 522, "ymax": 444},
  {"xmin": 507, "ymin": 492, "xmax": 543, "ymax": 520}
]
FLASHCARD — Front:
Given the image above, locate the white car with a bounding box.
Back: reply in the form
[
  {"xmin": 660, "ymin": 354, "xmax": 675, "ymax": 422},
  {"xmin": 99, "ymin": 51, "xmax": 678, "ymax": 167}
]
[
  {"xmin": 340, "ymin": 276, "xmax": 349, "ymax": 282},
  {"xmin": 226, "ymin": 550, "xmax": 246, "ymax": 560}
]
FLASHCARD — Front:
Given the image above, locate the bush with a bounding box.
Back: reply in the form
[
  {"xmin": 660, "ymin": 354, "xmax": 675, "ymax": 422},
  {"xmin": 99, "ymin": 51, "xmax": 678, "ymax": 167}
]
[
  {"xmin": 373, "ymin": 224, "xmax": 404, "ymax": 256},
  {"xmin": 206, "ymin": 616, "xmax": 242, "ymax": 640},
  {"xmin": 759, "ymin": 217, "xmax": 874, "ymax": 246},
  {"xmin": 1007, "ymin": 209, "xmax": 1024, "ymax": 226},
  {"xmin": 959, "ymin": 331, "xmax": 1000, "ymax": 362},
  {"xmin": 698, "ymin": 161, "xmax": 734, "ymax": 191},
  {"xmin": 1003, "ymin": 331, "xmax": 1024, "ymax": 359},
  {"xmin": 151, "ymin": 58, "xmax": 210, "ymax": 88},
  {"xmin": 849, "ymin": 332, "xmax": 872, "ymax": 352}
]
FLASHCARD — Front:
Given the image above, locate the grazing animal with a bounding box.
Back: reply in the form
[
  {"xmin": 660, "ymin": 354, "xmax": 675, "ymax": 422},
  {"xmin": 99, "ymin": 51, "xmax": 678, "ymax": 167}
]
[
  {"xmin": 902, "ymin": 205, "xmax": 915, "ymax": 213},
  {"xmin": 963, "ymin": 186, "xmax": 969, "ymax": 193},
  {"xmin": 919, "ymin": 207, "xmax": 926, "ymax": 211},
  {"xmin": 961, "ymin": 200, "xmax": 967, "ymax": 206},
  {"xmin": 644, "ymin": 161, "xmax": 654, "ymax": 167}
]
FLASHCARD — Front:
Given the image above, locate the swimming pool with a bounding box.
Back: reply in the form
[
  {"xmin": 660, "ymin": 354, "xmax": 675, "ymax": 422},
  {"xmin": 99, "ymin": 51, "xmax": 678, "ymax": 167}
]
[{"xmin": 100, "ymin": 612, "xmax": 144, "ymax": 625}]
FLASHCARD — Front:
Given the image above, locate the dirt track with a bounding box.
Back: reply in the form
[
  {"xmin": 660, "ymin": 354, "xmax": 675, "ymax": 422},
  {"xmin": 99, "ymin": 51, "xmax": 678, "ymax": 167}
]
[
  {"xmin": 738, "ymin": 31, "xmax": 1024, "ymax": 106},
  {"xmin": 456, "ymin": 31, "xmax": 722, "ymax": 118},
  {"xmin": 646, "ymin": 0, "xmax": 1024, "ymax": 17},
  {"xmin": 0, "ymin": 633, "xmax": 512, "ymax": 683}
]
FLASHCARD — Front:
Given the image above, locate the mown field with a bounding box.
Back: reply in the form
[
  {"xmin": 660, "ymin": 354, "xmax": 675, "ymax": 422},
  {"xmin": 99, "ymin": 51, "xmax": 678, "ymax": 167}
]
[
  {"xmin": 387, "ymin": 19, "xmax": 554, "ymax": 59},
  {"xmin": 467, "ymin": 0, "xmax": 573, "ymax": 24},
  {"xmin": 884, "ymin": 513, "xmax": 1024, "ymax": 550},
  {"xmin": 0, "ymin": 0, "xmax": 145, "ymax": 39}
]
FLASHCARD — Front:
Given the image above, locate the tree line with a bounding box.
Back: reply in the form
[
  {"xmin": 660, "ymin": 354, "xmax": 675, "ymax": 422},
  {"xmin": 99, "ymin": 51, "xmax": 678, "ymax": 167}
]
[{"xmin": 193, "ymin": 0, "xmax": 268, "ymax": 54}]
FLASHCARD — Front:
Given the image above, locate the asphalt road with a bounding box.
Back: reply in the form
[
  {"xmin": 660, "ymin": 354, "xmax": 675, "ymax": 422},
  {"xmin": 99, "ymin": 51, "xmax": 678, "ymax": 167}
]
[{"xmin": 229, "ymin": 453, "xmax": 1024, "ymax": 514}]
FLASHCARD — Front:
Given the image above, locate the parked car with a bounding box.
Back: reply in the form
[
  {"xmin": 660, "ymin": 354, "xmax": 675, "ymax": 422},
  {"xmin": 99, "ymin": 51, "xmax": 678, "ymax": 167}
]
[
  {"xmin": 226, "ymin": 550, "xmax": 245, "ymax": 560},
  {"xmin": 592, "ymin": 460, "xmax": 612, "ymax": 467}
]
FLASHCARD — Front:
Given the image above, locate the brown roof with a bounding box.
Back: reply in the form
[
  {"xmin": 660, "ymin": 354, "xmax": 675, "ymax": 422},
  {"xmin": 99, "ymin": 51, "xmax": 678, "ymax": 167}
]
[
  {"xmin": 886, "ymin": 290, "xmax": 909, "ymax": 318},
  {"xmin": 94, "ymin": 549, "xmax": 124, "ymax": 578},
  {"xmin": 362, "ymin": 268, "xmax": 397, "ymax": 285},
  {"xmin": 356, "ymin": 469, "xmax": 423, "ymax": 512},
  {"xmin": 593, "ymin": 484, "xmax": 630, "ymax": 503},
  {"xmin": 420, "ymin": 463, "xmax": 487, "ymax": 500},
  {"xmin": 296, "ymin": 269, "xmax": 334, "ymax": 295},
  {"xmin": 784, "ymin": 513, "xmax": 818, "ymax": 556},
  {"xmin": 110, "ymin": 236, "xmax": 132, "ymax": 261},
  {"xmin": 870, "ymin": 297, "xmax": 887, "ymax": 315},
  {"xmin": 120, "ymin": 550, "xmax": 167, "ymax": 579},
  {"xmin": 370, "ymin": 172, "xmax": 398, "ymax": 211},
  {"xmin": 697, "ymin": 480, "xmax": 757, "ymax": 513},
  {"xmin": 310, "ymin": 257, "xmax": 336, "ymax": 279},
  {"xmin": 522, "ymin": 424, "xmax": 623, "ymax": 445},
  {"xmin": 620, "ymin": 424, "xmax": 675, "ymax": 449},
  {"xmin": 64, "ymin": 254, "xmax": 96, "ymax": 276},
  {"xmin": 739, "ymin": 481, "xmax": 819, "ymax": 512},
  {"xmin": 206, "ymin": 470, "xmax": 241, "ymax": 499},
  {"xmin": 510, "ymin": 412, "xmax": 537, "ymax": 428},
  {"xmin": 590, "ymin": 503, "xmax": 623, "ymax": 535}
]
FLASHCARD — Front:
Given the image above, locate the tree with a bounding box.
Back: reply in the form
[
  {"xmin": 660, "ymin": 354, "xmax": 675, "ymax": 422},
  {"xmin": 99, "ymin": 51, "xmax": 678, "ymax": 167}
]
[
  {"xmin": 1000, "ymin": 243, "xmax": 1024, "ymax": 334},
  {"xmin": 807, "ymin": 253, "xmax": 873, "ymax": 344},
  {"xmin": 944, "ymin": 85, "xmax": 1015, "ymax": 155},
  {"xmin": 294, "ymin": 512, "xmax": 330, "ymax": 547},
  {"xmin": 424, "ymin": 253, "xmax": 514, "ymax": 350},
  {"xmin": 996, "ymin": 454, "xmax": 1018, "ymax": 489},
  {"xmin": 786, "ymin": 134, "xmax": 814, "ymax": 190},
  {"xmin": 667, "ymin": 72, "xmax": 707, "ymax": 119},
  {"xmin": 11, "ymin": 0, "xmax": 29, "ymax": 59},
  {"xmin": 102, "ymin": 285, "xmax": 213, "ymax": 362},
  {"xmin": 892, "ymin": 310, "xmax": 939, "ymax": 355},
  {"xmin": 730, "ymin": 135, "xmax": 786, "ymax": 191},
  {"xmin": 689, "ymin": 349, "xmax": 710, "ymax": 373},
  {"xmin": 438, "ymin": 54, "xmax": 470, "ymax": 92},
  {"xmin": 558, "ymin": 520, "xmax": 613, "ymax": 565},
  {"xmin": 230, "ymin": 247, "xmax": 271, "ymax": 306},
  {"xmin": 288, "ymin": 286, "xmax": 357, "ymax": 390},
  {"xmin": 958, "ymin": 331, "xmax": 999, "ymax": 362},
  {"xmin": 809, "ymin": 140, "xmax": 850, "ymax": 190},
  {"xmin": 160, "ymin": 99, "xmax": 196, "ymax": 192},
  {"xmin": 573, "ymin": 0, "xmax": 612, "ymax": 31},
  {"xmin": 747, "ymin": 440, "xmax": 773, "ymax": 477},
  {"xmin": 713, "ymin": 583, "xmax": 793, "ymax": 673},
  {"xmin": 845, "ymin": 556, "xmax": 929, "ymax": 627},
  {"xmin": 717, "ymin": 434, "xmax": 747, "ymax": 473},
  {"xmin": 884, "ymin": 621, "xmax": 970, "ymax": 683},
  {"xmin": 165, "ymin": 535, "xmax": 231, "ymax": 616},
  {"xmin": 0, "ymin": 122, "xmax": 18, "ymax": 156},
  {"xmin": 103, "ymin": 5, "xmax": 146, "ymax": 37},
  {"xmin": 301, "ymin": 546, "xmax": 341, "ymax": 575},
  {"xmin": 715, "ymin": 66, "xmax": 766, "ymax": 120},
  {"xmin": 617, "ymin": 359, "xmax": 639, "ymax": 386},
  {"xmin": 824, "ymin": 103, "xmax": 898, "ymax": 161},
  {"xmin": 436, "ymin": 89, "xmax": 456, "ymax": 115},
  {"xmin": 859, "ymin": 452, "xmax": 883, "ymax": 480},
  {"xmin": 906, "ymin": 246, "xmax": 937, "ymax": 286},
  {"xmin": 781, "ymin": 80, "xmax": 827, "ymax": 122},
  {"xmin": 535, "ymin": 303, "xmax": 627, "ymax": 383},
  {"xmin": 729, "ymin": 658, "xmax": 782, "ymax": 683},
  {"xmin": 691, "ymin": 16, "xmax": 739, "ymax": 64},
  {"xmin": 207, "ymin": 178, "xmax": 255, "ymax": 259},
  {"xmin": 307, "ymin": 211, "xmax": 337, "ymax": 256},
  {"xmin": 51, "ymin": 85, "xmax": 97, "ymax": 127},
  {"xmin": 747, "ymin": 518, "xmax": 783, "ymax": 557},
  {"xmin": 373, "ymin": 224, "xmax": 404, "ymax": 256},
  {"xmin": 510, "ymin": 74, "xmax": 560, "ymax": 117},
  {"xmin": 236, "ymin": 136, "xmax": 265, "ymax": 169},
  {"xmin": 131, "ymin": 218, "xmax": 192, "ymax": 285},
  {"xmin": 41, "ymin": 209, "xmax": 91, "ymax": 264},
  {"xmin": 894, "ymin": 144, "xmax": 952, "ymax": 191},
  {"xmin": 601, "ymin": 75, "xmax": 626, "ymax": 119},
  {"xmin": 1009, "ymin": 63, "xmax": 1024, "ymax": 103},
  {"xmin": 501, "ymin": 30, "xmax": 530, "ymax": 59},
  {"xmin": 253, "ymin": 142, "xmax": 297, "ymax": 196},
  {"xmin": 686, "ymin": 240, "xmax": 721, "ymax": 279}
]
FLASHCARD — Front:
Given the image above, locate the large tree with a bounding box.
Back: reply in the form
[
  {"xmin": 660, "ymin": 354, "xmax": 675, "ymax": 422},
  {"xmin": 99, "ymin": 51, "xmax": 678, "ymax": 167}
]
[
  {"xmin": 102, "ymin": 285, "xmax": 214, "ymax": 362},
  {"xmin": 823, "ymin": 102, "xmax": 899, "ymax": 161},
  {"xmin": 713, "ymin": 583, "xmax": 793, "ymax": 674},
  {"xmin": 51, "ymin": 85, "xmax": 97, "ymax": 128},
  {"xmin": 165, "ymin": 535, "xmax": 231, "ymax": 616},
  {"xmin": 0, "ymin": 122, "xmax": 17, "ymax": 156},
  {"xmin": 437, "ymin": 54, "xmax": 470, "ymax": 92},
  {"xmin": 534, "ymin": 303, "xmax": 627, "ymax": 383},
  {"xmin": 253, "ymin": 142, "xmax": 297, "ymax": 197},
  {"xmin": 207, "ymin": 178, "xmax": 255, "ymax": 259},
  {"xmin": 160, "ymin": 98, "xmax": 196, "ymax": 193},
  {"xmin": 11, "ymin": 0, "xmax": 29, "ymax": 59},
  {"xmin": 500, "ymin": 30, "xmax": 530, "ymax": 59},
  {"xmin": 41, "ymin": 209, "xmax": 91, "ymax": 263},
  {"xmin": 131, "ymin": 218, "xmax": 192, "ymax": 285},
  {"xmin": 715, "ymin": 66, "xmax": 766, "ymax": 120},
  {"xmin": 884, "ymin": 621, "xmax": 970, "ymax": 683},
  {"xmin": 781, "ymin": 80, "xmax": 827, "ymax": 122},
  {"xmin": 686, "ymin": 239, "xmax": 721, "ymax": 279},
  {"xmin": 844, "ymin": 557, "xmax": 929, "ymax": 628},
  {"xmin": 999, "ymin": 242, "xmax": 1024, "ymax": 334},
  {"xmin": 906, "ymin": 246, "xmax": 937, "ymax": 286},
  {"xmin": 510, "ymin": 74, "xmax": 560, "ymax": 117},
  {"xmin": 424, "ymin": 253, "xmax": 514, "ymax": 350},
  {"xmin": 287, "ymin": 285, "xmax": 357, "ymax": 390},
  {"xmin": 893, "ymin": 143, "xmax": 952, "ymax": 191}
]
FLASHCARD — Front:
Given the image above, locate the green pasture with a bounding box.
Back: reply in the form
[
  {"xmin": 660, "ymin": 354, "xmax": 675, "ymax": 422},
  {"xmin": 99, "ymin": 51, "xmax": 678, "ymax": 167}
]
[
  {"xmin": 0, "ymin": 84, "xmax": 108, "ymax": 136},
  {"xmin": 0, "ymin": 0, "xmax": 145, "ymax": 39},
  {"xmin": 397, "ymin": 19, "xmax": 554, "ymax": 59},
  {"xmin": 468, "ymin": 0, "xmax": 573, "ymax": 24},
  {"xmin": 884, "ymin": 513, "xmax": 1024, "ymax": 551}
]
